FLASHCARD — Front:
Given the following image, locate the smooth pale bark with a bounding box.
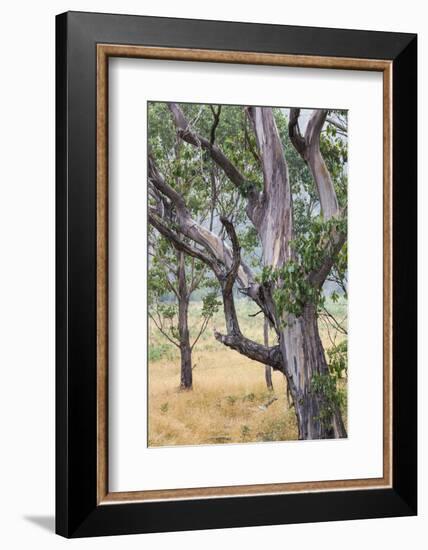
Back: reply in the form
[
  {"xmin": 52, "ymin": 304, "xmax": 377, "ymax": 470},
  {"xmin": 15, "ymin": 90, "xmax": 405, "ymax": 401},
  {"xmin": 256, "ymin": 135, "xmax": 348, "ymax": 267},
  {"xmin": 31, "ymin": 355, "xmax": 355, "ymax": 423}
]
[
  {"xmin": 248, "ymin": 107, "xmax": 346, "ymax": 439},
  {"xmin": 148, "ymin": 155, "xmax": 272, "ymax": 323},
  {"xmin": 289, "ymin": 108, "xmax": 339, "ymax": 221},
  {"xmin": 151, "ymin": 104, "xmax": 347, "ymax": 439},
  {"xmin": 149, "ymin": 210, "xmax": 283, "ymax": 370},
  {"xmin": 247, "ymin": 107, "xmax": 294, "ymax": 266}
]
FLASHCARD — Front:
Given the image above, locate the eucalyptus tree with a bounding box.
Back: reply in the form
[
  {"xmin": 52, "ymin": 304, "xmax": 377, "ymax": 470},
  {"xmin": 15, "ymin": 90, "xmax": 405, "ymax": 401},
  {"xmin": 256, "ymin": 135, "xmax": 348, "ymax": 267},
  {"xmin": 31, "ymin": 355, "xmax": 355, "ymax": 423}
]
[
  {"xmin": 148, "ymin": 103, "xmax": 250, "ymax": 389},
  {"xmin": 148, "ymin": 233, "xmax": 220, "ymax": 390},
  {"xmin": 148, "ymin": 101, "xmax": 348, "ymax": 439}
]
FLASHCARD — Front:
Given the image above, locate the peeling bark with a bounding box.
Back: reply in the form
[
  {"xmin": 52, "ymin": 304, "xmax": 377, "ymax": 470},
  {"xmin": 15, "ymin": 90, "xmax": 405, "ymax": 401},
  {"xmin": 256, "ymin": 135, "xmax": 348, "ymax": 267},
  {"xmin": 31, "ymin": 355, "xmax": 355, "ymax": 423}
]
[
  {"xmin": 149, "ymin": 105, "xmax": 348, "ymax": 440},
  {"xmin": 149, "ymin": 154, "xmax": 271, "ymax": 319},
  {"xmin": 250, "ymin": 108, "xmax": 346, "ymax": 439},
  {"xmin": 281, "ymin": 304, "xmax": 346, "ymax": 439},
  {"xmin": 289, "ymin": 108, "xmax": 339, "ymax": 221},
  {"xmin": 247, "ymin": 107, "xmax": 294, "ymax": 266}
]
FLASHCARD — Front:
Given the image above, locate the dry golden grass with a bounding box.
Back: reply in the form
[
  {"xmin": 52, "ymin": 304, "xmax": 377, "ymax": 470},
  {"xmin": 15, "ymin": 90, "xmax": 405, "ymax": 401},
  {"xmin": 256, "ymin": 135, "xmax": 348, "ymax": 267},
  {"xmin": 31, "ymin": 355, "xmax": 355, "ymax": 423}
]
[{"xmin": 148, "ymin": 299, "xmax": 347, "ymax": 447}]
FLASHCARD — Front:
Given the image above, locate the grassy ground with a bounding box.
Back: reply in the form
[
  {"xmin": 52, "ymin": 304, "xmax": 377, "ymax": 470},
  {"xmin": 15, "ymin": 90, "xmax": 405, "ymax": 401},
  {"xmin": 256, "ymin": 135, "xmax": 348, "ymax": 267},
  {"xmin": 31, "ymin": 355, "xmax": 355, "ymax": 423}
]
[{"xmin": 148, "ymin": 298, "xmax": 347, "ymax": 447}]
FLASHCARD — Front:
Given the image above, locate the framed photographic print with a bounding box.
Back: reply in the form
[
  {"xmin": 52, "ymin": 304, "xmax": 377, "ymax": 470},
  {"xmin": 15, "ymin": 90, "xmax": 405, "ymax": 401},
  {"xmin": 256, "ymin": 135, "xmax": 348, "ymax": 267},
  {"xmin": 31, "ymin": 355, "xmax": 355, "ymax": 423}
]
[{"xmin": 56, "ymin": 11, "xmax": 417, "ymax": 538}]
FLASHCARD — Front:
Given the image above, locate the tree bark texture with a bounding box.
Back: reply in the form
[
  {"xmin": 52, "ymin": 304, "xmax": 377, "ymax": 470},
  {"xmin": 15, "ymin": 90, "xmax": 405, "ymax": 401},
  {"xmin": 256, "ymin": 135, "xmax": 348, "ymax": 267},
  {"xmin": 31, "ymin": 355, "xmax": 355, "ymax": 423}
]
[
  {"xmin": 177, "ymin": 251, "xmax": 192, "ymax": 390},
  {"xmin": 149, "ymin": 104, "xmax": 348, "ymax": 438},
  {"xmin": 281, "ymin": 305, "xmax": 346, "ymax": 438}
]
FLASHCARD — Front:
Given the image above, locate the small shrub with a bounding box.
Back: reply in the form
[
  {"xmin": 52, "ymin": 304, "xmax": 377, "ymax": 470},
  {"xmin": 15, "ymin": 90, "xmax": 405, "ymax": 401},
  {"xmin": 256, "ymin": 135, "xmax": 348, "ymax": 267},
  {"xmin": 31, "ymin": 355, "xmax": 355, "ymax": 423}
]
[
  {"xmin": 149, "ymin": 343, "xmax": 170, "ymax": 362},
  {"xmin": 243, "ymin": 393, "xmax": 255, "ymax": 402},
  {"xmin": 241, "ymin": 425, "xmax": 251, "ymax": 440},
  {"xmin": 160, "ymin": 402, "xmax": 169, "ymax": 414},
  {"xmin": 226, "ymin": 395, "xmax": 237, "ymax": 406}
]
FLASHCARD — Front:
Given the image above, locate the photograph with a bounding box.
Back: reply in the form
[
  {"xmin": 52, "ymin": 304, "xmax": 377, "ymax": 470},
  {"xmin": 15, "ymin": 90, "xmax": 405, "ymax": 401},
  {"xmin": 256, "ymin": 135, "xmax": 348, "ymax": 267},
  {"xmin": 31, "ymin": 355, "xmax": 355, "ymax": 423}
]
[
  {"xmin": 0, "ymin": 1, "xmax": 421, "ymax": 545},
  {"xmin": 147, "ymin": 101, "xmax": 349, "ymax": 446}
]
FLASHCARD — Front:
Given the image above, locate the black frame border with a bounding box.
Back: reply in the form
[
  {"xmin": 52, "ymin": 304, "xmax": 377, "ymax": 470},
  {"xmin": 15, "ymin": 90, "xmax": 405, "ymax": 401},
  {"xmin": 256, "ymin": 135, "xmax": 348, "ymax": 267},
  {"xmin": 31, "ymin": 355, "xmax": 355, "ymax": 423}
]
[{"xmin": 56, "ymin": 11, "xmax": 417, "ymax": 538}]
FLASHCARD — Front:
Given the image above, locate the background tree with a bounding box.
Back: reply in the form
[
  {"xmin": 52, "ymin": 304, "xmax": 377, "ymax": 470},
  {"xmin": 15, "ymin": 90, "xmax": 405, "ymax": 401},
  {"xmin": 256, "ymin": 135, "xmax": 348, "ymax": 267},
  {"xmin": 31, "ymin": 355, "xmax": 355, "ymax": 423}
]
[
  {"xmin": 148, "ymin": 102, "xmax": 348, "ymax": 439},
  {"xmin": 148, "ymin": 233, "xmax": 220, "ymax": 390},
  {"xmin": 148, "ymin": 102, "xmax": 259, "ymax": 390}
]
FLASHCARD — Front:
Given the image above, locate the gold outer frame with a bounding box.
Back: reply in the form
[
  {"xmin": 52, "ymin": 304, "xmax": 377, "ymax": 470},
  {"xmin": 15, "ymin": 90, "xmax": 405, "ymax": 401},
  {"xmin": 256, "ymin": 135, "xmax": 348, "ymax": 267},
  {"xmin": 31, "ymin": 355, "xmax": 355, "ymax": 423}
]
[{"xmin": 96, "ymin": 44, "xmax": 392, "ymax": 505}]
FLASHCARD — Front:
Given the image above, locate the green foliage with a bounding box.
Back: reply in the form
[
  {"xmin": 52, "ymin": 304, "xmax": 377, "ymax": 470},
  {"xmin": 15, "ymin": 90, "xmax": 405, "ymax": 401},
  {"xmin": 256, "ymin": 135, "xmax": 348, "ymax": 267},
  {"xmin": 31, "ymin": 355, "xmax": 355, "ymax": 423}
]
[
  {"xmin": 160, "ymin": 402, "xmax": 169, "ymax": 414},
  {"xmin": 327, "ymin": 340, "xmax": 348, "ymax": 380},
  {"xmin": 201, "ymin": 292, "xmax": 222, "ymax": 318},
  {"xmin": 149, "ymin": 343, "xmax": 171, "ymax": 362},
  {"xmin": 311, "ymin": 372, "xmax": 345, "ymax": 428},
  {"xmin": 311, "ymin": 339, "xmax": 347, "ymax": 428},
  {"xmin": 243, "ymin": 392, "xmax": 256, "ymax": 402},
  {"xmin": 149, "ymin": 102, "xmax": 348, "ymax": 339},
  {"xmin": 257, "ymin": 418, "xmax": 290, "ymax": 442},
  {"xmin": 293, "ymin": 216, "xmax": 347, "ymax": 271},
  {"xmin": 321, "ymin": 112, "xmax": 348, "ymax": 210},
  {"xmin": 226, "ymin": 395, "xmax": 237, "ymax": 406},
  {"xmin": 240, "ymin": 425, "xmax": 251, "ymax": 440},
  {"xmin": 258, "ymin": 216, "xmax": 346, "ymax": 318}
]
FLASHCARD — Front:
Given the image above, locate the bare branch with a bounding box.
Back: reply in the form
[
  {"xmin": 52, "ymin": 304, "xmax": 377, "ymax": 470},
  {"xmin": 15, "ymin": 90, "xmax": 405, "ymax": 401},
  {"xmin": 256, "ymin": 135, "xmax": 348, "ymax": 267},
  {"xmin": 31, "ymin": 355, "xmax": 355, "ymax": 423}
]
[
  {"xmin": 319, "ymin": 305, "xmax": 347, "ymax": 335},
  {"xmin": 148, "ymin": 210, "xmax": 221, "ymax": 277},
  {"xmin": 148, "ymin": 154, "xmax": 187, "ymax": 215},
  {"xmin": 212, "ymin": 216, "xmax": 283, "ymax": 369},
  {"xmin": 191, "ymin": 315, "xmax": 210, "ymax": 352},
  {"xmin": 209, "ymin": 104, "xmax": 222, "ymax": 145},
  {"xmin": 213, "ymin": 331, "xmax": 284, "ymax": 371},
  {"xmin": 221, "ymin": 216, "xmax": 241, "ymax": 296},
  {"xmin": 308, "ymin": 231, "xmax": 346, "ymax": 289},
  {"xmin": 148, "ymin": 157, "xmax": 263, "ymax": 304},
  {"xmin": 148, "ymin": 311, "xmax": 180, "ymax": 348},
  {"xmin": 248, "ymin": 309, "xmax": 264, "ymax": 318},
  {"xmin": 326, "ymin": 116, "xmax": 348, "ymax": 134}
]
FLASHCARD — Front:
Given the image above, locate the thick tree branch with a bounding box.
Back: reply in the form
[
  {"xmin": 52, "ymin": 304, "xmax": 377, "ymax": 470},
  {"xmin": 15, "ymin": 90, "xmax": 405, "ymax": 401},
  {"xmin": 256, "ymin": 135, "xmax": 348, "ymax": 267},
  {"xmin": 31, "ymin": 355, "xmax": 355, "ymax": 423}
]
[
  {"xmin": 148, "ymin": 209, "xmax": 221, "ymax": 277},
  {"xmin": 308, "ymin": 231, "xmax": 347, "ymax": 288},
  {"xmin": 214, "ymin": 332, "xmax": 284, "ymax": 371},
  {"xmin": 221, "ymin": 216, "xmax": 241, "ymax": 296},
  {"xmin": 168, "ymin": 102, "xmax": 262, "ymax": 228},
  {"xmin": 148, "ymin": 156, "xmax": 266, "ymax": 307},
  {"xmin": 213, "ymin": 217, "xmax": 283, "ymax": 371},
  {"xmin": 168, "ymin": 103, "xmax": 246, "ymax": 189},
  {"xmin": 148, "ymin": 154, "xmax": 187, "ymax": 214},
  {"xmin": 209, "ymin": 104, "xmax": 222, "ymax": 145},
  {"xmin": 246, "ymin": 106, "xmax": 294, "ymax": 267},
  {"xmin": 326, "ymin": 116, "xmax": 348, "ymax": 134},
  {"xmin": 289, "ymin": 108, "xmax": 346, "ymax": 287},
  {"xmin": 289, "ymin": 108, "xmax": 339, "ymax": 220}
]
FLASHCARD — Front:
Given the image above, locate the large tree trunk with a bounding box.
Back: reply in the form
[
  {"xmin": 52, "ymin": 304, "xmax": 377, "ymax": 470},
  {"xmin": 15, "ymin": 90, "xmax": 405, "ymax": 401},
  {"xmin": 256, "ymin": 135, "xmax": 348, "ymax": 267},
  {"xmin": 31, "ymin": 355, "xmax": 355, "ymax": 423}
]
[
  {"xmin": 177, "ymin": 251, "xmax": 192, "ymax": 390},
  {"xmin": 248, "ymin": 107, "xmax": 346, "ymax": 439},
  {"xmin": 281, "ymin": 304, "xmax": 346, "ymax": 439},
  {"xmin": 151, "ymin": 103, "xmax": 348, "ymax": 439}
]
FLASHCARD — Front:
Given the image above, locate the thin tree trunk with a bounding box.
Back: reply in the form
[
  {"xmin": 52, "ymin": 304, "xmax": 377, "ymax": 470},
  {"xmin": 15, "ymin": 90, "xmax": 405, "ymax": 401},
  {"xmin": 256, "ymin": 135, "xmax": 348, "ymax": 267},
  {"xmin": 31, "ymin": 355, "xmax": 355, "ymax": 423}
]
[
  {"xmin": 264, "ymin": 317, "xmax": 273, "ymax": 391},
  {"xmin": 177, "ymin": 251, "xmax": 192, "ymax": 390}
]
